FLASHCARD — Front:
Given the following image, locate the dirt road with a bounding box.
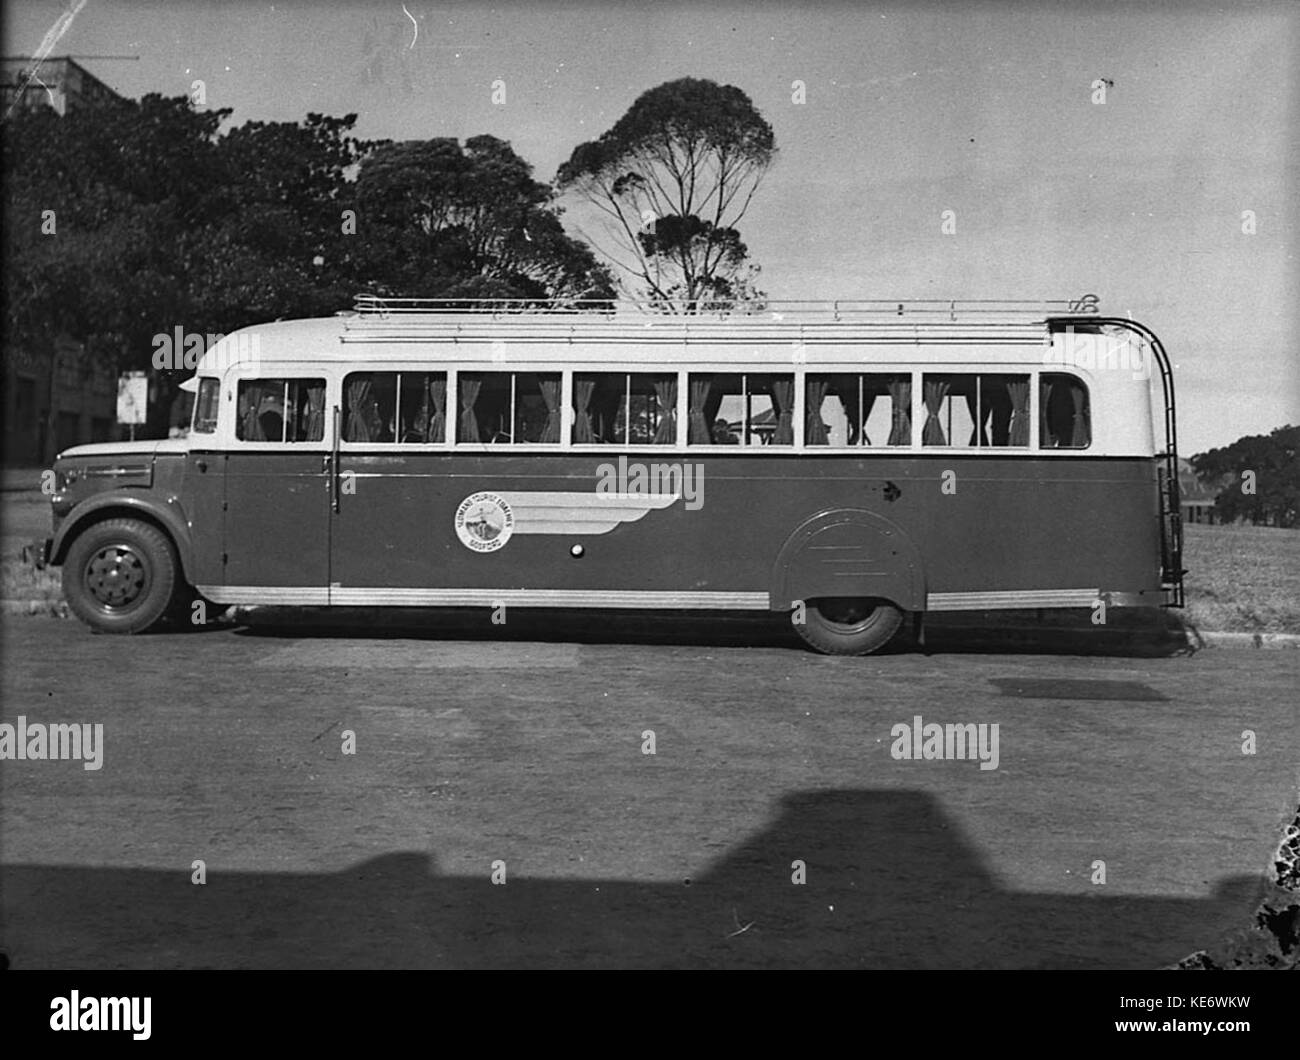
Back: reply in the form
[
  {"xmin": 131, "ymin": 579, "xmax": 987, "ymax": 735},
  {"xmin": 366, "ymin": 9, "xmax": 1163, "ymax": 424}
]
[{"xmin": 2, "ymin": 616, "xmax": 1296, "ymax": 968}]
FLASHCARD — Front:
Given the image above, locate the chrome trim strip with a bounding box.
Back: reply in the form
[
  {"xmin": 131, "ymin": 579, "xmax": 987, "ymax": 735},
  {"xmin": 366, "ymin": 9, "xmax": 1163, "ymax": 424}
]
[
  {"xmin": 330, "ymin": 588, "xmax": 769, "ymax": 609},
  {"xmin": 198, "ymin": 586, "xmax": 769, "ymax": 609},
  {"xmin": 203, "ymin": 585, "xmax": 1154, "ymax": 612},
  {"xmin": 83, "ymin": 465, "xmax": 151, "ymax": 478},
  {"xmin": 196, "ymin": 586, "xmax": 330, "ymax": 605},
  {"xmin": 926, "ymin": 588, "xmax": 1105, "ymax": 610}
]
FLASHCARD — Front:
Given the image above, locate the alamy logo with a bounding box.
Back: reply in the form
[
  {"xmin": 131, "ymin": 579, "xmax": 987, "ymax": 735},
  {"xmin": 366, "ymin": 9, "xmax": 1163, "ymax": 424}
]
[
  {"xmin": 0, "ymin": 716, "xmax": 103, "ymax": 770},
  {"xmin": 1045, "ymin": 328, "xmax": 1150, "ymax": 380},
  {"xmin": 890, "ymin": 714, "xmax": 999, "ymax": 770},
  {"xmin": 595, "ymin": 456, "xmax": 704, "ymax": 511},
  {"xmin": 50, "ymin": 992, "xmax": 151, "ymax": 1039},
  {"xmin": 152, "ymin": 327, "xmax": 260, "ymax": 372}
]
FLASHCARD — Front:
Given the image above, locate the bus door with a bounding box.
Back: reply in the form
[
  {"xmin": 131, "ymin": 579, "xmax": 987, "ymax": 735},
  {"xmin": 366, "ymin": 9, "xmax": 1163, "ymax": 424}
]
[
  {"xmin": 221, "ymin": 373, "xmax": 332, "ymax": 598},
  {"xmin": 182, "ymin": 376, "xmax": 229, "ymax": 588},
  {"xmin": 327, "ymin": 370, "xmax": 451, "ymax": 597}
]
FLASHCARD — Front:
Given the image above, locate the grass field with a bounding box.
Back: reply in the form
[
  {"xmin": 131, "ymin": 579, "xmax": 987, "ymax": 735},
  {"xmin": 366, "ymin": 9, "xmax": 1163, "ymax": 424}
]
[
  {"xmin": 1181, "ymin": 523, "xmax": 1300, "ymax": 634},
  {"xmin": 2, "ymin": 485, "xmax": 1296, "ymax": 633},
  {"xmin": 1, "ymin": 489, "xmax": 62, "ymax": 608}
]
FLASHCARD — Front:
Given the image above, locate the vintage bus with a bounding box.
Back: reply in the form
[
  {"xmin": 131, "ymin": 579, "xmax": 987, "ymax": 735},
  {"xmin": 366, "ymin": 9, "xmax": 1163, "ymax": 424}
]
[{"xmin": 38, "ymin": 297, "xmax": 1185, "ymax": 655}]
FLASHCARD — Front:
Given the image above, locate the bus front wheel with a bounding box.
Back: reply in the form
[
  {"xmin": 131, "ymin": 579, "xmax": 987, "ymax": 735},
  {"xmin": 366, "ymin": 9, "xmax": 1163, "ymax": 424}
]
[
  {"xmin": 62, "ymin": 518, "xmax": 179, "ymax": 634},
  {"xmin": 792, "ymin": 597, "xmax": 904, "ymax": 656}
]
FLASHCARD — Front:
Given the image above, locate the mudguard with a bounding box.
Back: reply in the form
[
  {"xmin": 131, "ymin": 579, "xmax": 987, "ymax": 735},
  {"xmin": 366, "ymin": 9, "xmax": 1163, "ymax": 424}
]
[
  {"xmin": 770, "ymin": 508, "xmax": 925, "ymax": 611},
  {"xmin": 50, "ymin": 492, "xmax": 195, "ymax": 581}
]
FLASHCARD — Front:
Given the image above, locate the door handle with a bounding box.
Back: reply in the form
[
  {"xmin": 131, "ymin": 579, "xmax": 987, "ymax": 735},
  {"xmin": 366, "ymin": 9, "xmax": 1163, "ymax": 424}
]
[{"xmin": 196, "ymin": 459, "xmax": 207, "ymax": 472}]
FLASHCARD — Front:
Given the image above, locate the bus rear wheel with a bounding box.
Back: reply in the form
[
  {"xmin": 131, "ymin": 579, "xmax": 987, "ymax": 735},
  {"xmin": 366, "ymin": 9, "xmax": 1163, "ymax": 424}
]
[
  {"xmin": 62, "ymin": 518, "xmax": 179, "ymax": 634},
  {"xmin": 793, "ymin": 597, "xmax": 904, "ymax": 656}
]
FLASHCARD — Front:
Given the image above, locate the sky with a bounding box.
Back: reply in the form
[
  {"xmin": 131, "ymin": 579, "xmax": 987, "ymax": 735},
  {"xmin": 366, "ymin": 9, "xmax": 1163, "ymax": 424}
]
[{"xmin": 5, "ymin": 0, "xmax": 1297, "ymax": 457}]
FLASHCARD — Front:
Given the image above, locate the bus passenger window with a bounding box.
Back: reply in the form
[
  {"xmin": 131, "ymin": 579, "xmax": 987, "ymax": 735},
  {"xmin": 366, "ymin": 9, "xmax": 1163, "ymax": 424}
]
[
  {"xmin": 1040, "ymin": 373, "xmax": 1090, "ymax": 448},
  {"xmin": 456, "ymin": 372, "xmax": 561, "ymax": 444},
  {"xmin": 687, "ymin": 373, "xmax": 793, "ymax": 446},
  {"xmin": 805, "ymin": 373, "xmax": 911, "ymax": 446},
  {"xmin": 921, "ymin": 373, "xmax": 1030, "ymax": 447},
  {"xmin": 344, "ymin": 372, "xmax": 448, "ymax": 443},
  {"xmin": 237, "ymin": 378, "xmax": 326, "ymax": 443},
  {"xmin": 192, "ymin": 378, "xmax": 221, "ymax": 434},
  {"xmin": 514, "ymin": 373, "xmax": 562, "ymax": 443},
  {"xmin": 572, "ymin": 373, "xmax": 677, "ymax": 444}
]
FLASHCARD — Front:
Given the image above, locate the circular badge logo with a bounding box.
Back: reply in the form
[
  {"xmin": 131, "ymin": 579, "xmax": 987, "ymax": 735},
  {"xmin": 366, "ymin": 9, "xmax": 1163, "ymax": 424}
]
[{"xmin": 455, "ymin": 492, "xmax": 515, "ymax": 552}]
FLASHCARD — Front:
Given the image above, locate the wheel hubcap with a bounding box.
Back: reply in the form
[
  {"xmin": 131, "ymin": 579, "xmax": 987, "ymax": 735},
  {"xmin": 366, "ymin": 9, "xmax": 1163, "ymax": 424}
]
[{"xmin": 85, "ymin": 544, "xmax": 148, "ymax": 610}]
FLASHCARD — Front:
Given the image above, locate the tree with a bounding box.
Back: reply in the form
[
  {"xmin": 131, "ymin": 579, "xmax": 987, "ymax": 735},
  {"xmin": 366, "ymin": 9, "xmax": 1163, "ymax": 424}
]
[
  {"xmin": 3, "ymin": 99, "xmax": 379, "ymax": 448},
  {"xmin": 1191, "ymin": 425, "xmax": 1299, "ymax": 528},
  {"xmin": 555, "ymin": 77, "xmax": 776, "ymax": 311},
  {"xmin": 3, "ymin": 95, "xmax": 230, "ymax": 456},
  {"xmin": 187, "ymin": 112, "xmax": 374, "ymax": 329},
  {"xmin": 352, "ymin": 135, "xmax": 614, "ymax": 304},
  {"xmin": 2, "ymin": 99, "xmax": 615, "ymax": 457}
]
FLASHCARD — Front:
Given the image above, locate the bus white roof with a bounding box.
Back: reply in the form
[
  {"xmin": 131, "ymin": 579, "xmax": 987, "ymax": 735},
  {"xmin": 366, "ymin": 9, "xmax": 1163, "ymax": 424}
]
[{"xmin": 197, "ymin": 306, "xmax": 1145, "ymax": 371}]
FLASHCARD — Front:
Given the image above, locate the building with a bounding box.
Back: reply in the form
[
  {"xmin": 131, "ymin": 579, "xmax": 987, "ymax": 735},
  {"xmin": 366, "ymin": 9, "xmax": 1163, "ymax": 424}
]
[
  {"xmin": 4, "ymin": 336, "xmax": 118, "ymax": 466},
  {"xmin": 1176, "ymin": 457, "xmax": 1223, "ymax": 525},
  {"xmin": 0, "ymin": 55, "xmax": 127, "ymax": 116}
]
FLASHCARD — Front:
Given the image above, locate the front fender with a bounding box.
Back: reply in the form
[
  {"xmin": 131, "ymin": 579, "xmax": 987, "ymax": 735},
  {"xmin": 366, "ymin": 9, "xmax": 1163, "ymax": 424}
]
[
  {"xmin": 770, "ymin": 508, "xmax": 926, "ymax": 611},
  {"xmin": 50, "ymin": 491, "xmax": 196, "ymax": 581}
]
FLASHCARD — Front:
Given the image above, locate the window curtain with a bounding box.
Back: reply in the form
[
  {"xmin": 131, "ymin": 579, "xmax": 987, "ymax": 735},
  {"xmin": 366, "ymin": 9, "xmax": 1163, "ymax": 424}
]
[
  {"xmin": 458, "ymin": 376, "xmax": 482, "ymax": 443},
  {"xmin": 1007, "ymin": 380, "xmax": 1030, "ymax": 446},
  {"xmin": 572, "ymin": 378, "xmax": 595, "ymax": 442},
  {"xmin": 859, "ymin": 390, "xmax": 877, "ymax": 446},
  {"xmin": 805, "ymin": 378, "xmax": 830, "ymax": 445},
  {"xmin": 922, "ymin": 379, "xmax": 949, "ymax": 446},
  {"xmin": 1039, "ymin": 380, "xmax": 1056, "ymax": 447},
  {"xmin": 652, "ymin": 378, "xmax": 677, "ymax": 444},
  {"xmin": 305, "ymin": 382, "xmax": 326, "ymax": 442},
  {"xmin": 240, "ymin": 382, "xmax": 274, "ymax": 442},
  {"xmin": 593, "ymin": 385, "xmax": 622, "ymax": 443},
  {"xmin": 769, "ymin": 377, "xmax": 795, "ymax": 445},
  {"xmin": 1070, "ymin": 384, "xmax": 1090, "ymax": 447},
  {"xmin": 887, "ymin": 378, "xmax": 911, "ymax": 445},
  {"xmin": 986, "ymin": 385, "xmax": 1012, "ymax": 446},
  {"xmin": 703, "ymin": 384, "xmax": 725, "ymax": 434},
  {"xmin": 345, "ymin": 377, "xmax": 374, "ymax": 442},
  {"xmin": 688, "ymin": 377, "xmax": 712, "ymax": 444},
  {"xmin": 839, "ymin": 384, "xmax": 863, "ymax": 446},
  {"xmin": 539, "ymin": 377, "xmax": 562, "ymax": 442},
  {"xmin": 424, "ymin": 376, "xmax": 446, "ymax": 442}
]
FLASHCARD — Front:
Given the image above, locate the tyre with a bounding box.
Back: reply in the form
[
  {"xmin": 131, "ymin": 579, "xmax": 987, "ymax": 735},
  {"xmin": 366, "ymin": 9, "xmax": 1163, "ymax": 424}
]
[
  {"xmin": 792, "ymin": 597, "xmax": 905, "ymax": 656},
  {"xmin": 62, "ymin": 518, "xmax": 180, "ymax": 634}
]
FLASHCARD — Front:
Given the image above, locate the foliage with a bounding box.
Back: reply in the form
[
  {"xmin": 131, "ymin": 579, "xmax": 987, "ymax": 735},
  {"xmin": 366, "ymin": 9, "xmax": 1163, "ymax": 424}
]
[
  {"xmin": 1191, "ymin": 425, "xmax": 1299, "ymax": 528},
  {"xmin": 556, "ymin": 77, "xmax": 775, "ymax": 311},
  {"xmin": 2, "ymin": 98, "xmax": 614, "ymax": 449},
  {"xmin": 353, "ymin": 135, "xmax": 613, "ymax": 304}
]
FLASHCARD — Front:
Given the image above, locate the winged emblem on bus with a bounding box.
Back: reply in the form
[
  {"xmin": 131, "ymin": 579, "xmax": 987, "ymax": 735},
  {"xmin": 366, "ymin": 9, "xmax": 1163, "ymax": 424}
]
[{"xmin": 497, "ymin": 491, "xmax": 679, "ymax": 536}]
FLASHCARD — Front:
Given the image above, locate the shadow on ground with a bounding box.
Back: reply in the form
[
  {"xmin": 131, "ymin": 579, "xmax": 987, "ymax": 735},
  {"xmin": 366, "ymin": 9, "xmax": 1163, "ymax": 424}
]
[
  {"xmin": 2, "ymin": 789, "xmax": 1257, "ymax": 969},
  {"xmin": 220, "ymin": 605, "xmax": 1194, "ymax": 658}
]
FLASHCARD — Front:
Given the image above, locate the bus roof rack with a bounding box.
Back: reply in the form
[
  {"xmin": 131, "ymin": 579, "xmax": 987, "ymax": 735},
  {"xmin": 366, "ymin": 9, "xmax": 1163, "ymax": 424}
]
[{"xmin": 349, "ymin": 293, "xmax": 1102, "ymax": 322}]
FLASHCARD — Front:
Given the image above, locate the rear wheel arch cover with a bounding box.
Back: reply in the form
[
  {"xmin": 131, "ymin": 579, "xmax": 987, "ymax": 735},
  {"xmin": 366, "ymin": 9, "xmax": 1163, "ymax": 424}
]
[{"xmin": 770, "ymin": 507, "xmax": 926, "ymax": 611}]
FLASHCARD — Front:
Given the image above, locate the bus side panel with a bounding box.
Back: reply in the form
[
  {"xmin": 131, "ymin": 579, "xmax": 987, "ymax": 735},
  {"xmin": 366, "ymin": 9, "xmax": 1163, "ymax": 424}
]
[
  {"xmin": 903, "ymin": 455, "xmax": 1163, "ymax": 598},
  {"xmin": 224, "ymin": 450, "xmax": 331, "ymax": 589},
  {"xmin": 325, "ymin": 452, "xmax": 1163, "ymax": 606}
]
